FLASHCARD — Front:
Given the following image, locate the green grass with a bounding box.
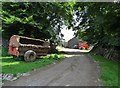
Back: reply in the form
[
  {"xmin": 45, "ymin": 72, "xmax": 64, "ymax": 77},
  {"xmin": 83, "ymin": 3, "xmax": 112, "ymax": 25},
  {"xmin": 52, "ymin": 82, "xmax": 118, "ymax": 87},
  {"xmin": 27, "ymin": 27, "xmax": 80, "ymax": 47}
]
[
  {"xmin": 0, "ymin": 47, "xmax": 64, "ymax": 74},
  {"xmin": 90, "ymin": 53, "xmax": 118, "ymax": 86},
  {"xmin": 1, "ymin": 54, "xmax": 64, "ymax": 74}
]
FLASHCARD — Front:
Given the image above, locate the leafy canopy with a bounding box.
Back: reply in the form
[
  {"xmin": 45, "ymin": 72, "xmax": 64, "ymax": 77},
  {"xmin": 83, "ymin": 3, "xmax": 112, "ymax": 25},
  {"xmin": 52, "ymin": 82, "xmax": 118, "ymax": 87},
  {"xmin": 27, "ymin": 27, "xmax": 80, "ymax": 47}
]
[{"xmin": 2, "ymin": 2, "xmax": 75, "ymax": 44}]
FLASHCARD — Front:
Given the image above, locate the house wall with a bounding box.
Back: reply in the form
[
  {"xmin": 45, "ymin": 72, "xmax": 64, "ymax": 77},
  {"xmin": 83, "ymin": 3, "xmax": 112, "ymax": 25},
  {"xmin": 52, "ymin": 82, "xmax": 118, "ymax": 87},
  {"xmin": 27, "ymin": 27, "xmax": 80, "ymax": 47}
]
[
  {"xmin": 64, "ymin": 42, "xmax": 68, "ymax": 47},
  {"xmin": 68, "ymin": 37, "xmax": 79, "ymax": 48}
]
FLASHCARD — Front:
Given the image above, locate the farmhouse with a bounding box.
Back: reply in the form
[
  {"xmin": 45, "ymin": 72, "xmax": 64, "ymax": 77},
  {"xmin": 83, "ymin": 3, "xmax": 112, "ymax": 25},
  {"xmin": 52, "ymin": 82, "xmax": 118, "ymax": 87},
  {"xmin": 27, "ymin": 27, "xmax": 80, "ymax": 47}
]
[{"xmin": 67, "ymin": 37, "xmax": 79, "ymax": 48}]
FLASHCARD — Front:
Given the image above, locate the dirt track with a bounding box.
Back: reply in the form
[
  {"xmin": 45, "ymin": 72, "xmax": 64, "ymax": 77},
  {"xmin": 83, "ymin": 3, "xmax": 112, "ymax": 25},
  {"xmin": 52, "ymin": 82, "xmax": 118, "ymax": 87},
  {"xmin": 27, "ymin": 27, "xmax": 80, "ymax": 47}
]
[{"xmin": 3, "ymin": 54, "xmax": 100, "ymax": 86}]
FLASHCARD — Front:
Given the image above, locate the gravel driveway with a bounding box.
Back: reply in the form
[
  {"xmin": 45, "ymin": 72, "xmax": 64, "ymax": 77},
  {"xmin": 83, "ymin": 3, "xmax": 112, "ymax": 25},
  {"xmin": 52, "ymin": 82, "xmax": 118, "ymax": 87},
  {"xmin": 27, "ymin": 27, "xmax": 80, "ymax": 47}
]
[{"xmin": 3, "ymin": 54, "xmax": 100, "ymax": 86}]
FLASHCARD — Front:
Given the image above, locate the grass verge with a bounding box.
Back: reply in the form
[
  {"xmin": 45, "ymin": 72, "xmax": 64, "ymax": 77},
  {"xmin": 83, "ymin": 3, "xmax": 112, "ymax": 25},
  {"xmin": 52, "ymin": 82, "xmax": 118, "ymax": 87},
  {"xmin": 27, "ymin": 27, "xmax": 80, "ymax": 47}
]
[
  {"xmin": 0, "ymin": 47, "xmax": 64, "ymax": 74},
  {"xmin": 1, "ymin": 54, "xmax": 64, "ymax": 74},
  {"xmin": 89, "ymin": 53, "xmax": 118, "ymax": 86}
]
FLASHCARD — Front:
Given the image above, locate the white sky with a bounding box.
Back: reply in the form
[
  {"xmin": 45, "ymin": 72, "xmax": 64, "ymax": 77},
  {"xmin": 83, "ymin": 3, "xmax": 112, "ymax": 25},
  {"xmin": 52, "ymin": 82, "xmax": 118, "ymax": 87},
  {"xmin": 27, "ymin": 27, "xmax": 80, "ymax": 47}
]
[{"xmin": 61, "ymin": 26, "xmax": 75, "ymax": 42}]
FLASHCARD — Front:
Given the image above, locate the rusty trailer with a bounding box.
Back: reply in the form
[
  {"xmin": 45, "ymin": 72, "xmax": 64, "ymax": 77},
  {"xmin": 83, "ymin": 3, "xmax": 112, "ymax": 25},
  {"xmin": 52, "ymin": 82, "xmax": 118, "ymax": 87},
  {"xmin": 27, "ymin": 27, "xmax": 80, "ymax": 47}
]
[{"xmin": 8, "ymin": 35, "xmax": 50, "ymax": 61}]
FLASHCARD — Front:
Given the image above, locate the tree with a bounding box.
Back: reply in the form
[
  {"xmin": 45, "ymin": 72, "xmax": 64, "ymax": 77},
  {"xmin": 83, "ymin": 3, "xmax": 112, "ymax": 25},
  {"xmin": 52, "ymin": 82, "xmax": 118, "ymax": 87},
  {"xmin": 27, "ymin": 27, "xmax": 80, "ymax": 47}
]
[
  {"xmin": 73, "ymin": 2, "xmax": 120, "ymax": 46},
  {"xmin": 72, "ymin": 2, "xmax": 120, "ymax": 60},
  {"xmin": 1, "ymin": 2, "xmax": 75, "ymax": 44}
]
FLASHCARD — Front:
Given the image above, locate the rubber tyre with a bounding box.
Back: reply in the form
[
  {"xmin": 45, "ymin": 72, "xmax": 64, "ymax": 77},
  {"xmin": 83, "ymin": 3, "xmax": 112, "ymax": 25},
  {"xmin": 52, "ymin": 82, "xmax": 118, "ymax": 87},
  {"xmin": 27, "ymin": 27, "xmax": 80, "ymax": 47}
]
[{"xmin": 24, "ymin": 50, "xmax": 36, "ymax": 62}]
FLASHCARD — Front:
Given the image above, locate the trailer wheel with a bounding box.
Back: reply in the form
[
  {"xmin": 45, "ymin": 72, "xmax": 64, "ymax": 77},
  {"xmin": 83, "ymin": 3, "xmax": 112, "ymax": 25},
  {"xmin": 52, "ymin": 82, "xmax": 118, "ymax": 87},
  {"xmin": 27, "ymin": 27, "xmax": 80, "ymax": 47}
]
[{"xmin": 24, "ymin": 50, "xmax": 36, "ymax": 62}]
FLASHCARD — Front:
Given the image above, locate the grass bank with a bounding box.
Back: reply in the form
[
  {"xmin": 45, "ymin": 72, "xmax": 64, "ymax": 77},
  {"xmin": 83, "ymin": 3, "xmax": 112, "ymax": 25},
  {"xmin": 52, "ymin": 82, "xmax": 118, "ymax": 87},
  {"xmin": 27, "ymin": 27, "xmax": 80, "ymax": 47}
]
[
  {"xmin": 1, "ymin": 54, "xmax": 64, "ymax": 74},
  {"xmin": 90, "ymin": 53, "xmax": 118, "ymax": 86},
  {"xmin": 0, "ymin": 47, "xmax": 64, "ymax": 74}
]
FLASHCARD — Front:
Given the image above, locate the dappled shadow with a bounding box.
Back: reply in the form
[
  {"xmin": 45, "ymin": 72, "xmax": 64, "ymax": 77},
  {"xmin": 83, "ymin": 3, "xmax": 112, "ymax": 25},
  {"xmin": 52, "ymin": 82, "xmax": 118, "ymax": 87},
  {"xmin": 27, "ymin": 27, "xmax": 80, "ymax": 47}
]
[
  {"xmin": 2, "ymin": 54, "xmax": 64, "ymax": 74},
  {"xmin": 2, "ymin": 58, "xmax": 50, "ymax": 74},
  {"xmin": 1, "ymin": 56, "xmax": 46, "ymax": 63},
  {"xmin": 1, "ymin": 57, "xmax": 23, "ymax": 63}
]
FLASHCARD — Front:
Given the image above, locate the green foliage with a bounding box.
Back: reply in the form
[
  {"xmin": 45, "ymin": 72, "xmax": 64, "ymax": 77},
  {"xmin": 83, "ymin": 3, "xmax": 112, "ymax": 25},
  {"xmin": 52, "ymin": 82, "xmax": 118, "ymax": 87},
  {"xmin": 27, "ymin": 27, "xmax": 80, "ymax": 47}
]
[
  {"xmin": 90, "ymin": 53, "xmax": 118, "ymax": 86},
  {"xmin": 0, "ymin": 46, "xmax": 10, "ymax": 56},
  {"xmin": 1, "ymin": 54, "xmax": 64, "ymax": 74},
  {"xmin": 2, "ymin": 2, "xmax": 75, "ymax": 44},
  {"xmin": 73, "ymin": 2, "xmax": 120, "ymax": 47},
  {"xmin": 2, "ymin": 2, "xmax": 119, "ymax": 47}
]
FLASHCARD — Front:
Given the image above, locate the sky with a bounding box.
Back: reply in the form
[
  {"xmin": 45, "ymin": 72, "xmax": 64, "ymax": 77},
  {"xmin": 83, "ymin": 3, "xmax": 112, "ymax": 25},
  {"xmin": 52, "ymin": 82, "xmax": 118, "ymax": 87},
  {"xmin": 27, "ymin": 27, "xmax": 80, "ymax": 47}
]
[
  {"xmin": 61, "ymin": 26, "xmax": 75, "ymax": 42},
  {"xmin": 60, "ymin": 14, "xmax": 79, "ymax": 42}
]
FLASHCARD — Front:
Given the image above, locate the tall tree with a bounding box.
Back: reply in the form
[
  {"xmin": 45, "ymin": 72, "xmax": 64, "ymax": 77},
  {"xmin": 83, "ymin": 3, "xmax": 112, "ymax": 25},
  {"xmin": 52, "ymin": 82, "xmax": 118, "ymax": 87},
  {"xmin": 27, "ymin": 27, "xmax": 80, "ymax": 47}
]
[
  {"xmin": 73, "ymin": 2, "xmax": 120, "ymax": 47},
  {"xmin": 1, "ymin": 2, "xmax": 75, "ymax": 44},
  {"xmin": 72, "ymin": 2, "xmax": 120, "ymax": 60}
]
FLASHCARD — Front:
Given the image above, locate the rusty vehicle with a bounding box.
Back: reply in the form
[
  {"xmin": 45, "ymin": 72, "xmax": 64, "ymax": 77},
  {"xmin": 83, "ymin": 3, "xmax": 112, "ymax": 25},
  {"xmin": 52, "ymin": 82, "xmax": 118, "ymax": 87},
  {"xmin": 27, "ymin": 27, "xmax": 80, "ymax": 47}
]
[
  {"xmin": 74, "ymin": 41, "xmax": 89, "ymax": 50},
  {"xmin": 8, "ymin": 35, "xmax": 50, "ymax": 61},
  {"xmin": 77, "ymin": 42, "xmax": 89, "ymax": 50}
]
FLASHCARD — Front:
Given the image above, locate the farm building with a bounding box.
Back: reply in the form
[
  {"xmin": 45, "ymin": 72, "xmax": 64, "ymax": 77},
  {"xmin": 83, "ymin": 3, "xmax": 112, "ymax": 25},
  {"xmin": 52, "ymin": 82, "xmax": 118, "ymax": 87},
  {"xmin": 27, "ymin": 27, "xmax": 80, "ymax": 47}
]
[{"xmin": 67, "ymin": 37, "xmax": 79, "ymax": 48}]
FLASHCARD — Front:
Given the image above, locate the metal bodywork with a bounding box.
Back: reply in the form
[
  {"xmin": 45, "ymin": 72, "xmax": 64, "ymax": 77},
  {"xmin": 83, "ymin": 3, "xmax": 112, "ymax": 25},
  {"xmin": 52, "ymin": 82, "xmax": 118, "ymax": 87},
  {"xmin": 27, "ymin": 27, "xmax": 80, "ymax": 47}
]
[
  {"xmin": 8, "ymin": 35, "xmax": 50, "ymax": 57},
  {"xmin": 77, "ymin": 42, "xmax": 89, "ymax": 50}
]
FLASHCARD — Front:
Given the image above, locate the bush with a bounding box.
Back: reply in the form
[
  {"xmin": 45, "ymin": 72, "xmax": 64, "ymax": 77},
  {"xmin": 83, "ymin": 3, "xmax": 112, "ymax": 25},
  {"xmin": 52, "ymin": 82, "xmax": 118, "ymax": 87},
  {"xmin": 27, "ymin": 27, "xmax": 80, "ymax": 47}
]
[
  {"xmin": 1, "ymin": 46, "xmax": 10, "ymax": 56},
  {"xmin": 47, "ymin": 54, "xmax": 64, "ymax": 60}
]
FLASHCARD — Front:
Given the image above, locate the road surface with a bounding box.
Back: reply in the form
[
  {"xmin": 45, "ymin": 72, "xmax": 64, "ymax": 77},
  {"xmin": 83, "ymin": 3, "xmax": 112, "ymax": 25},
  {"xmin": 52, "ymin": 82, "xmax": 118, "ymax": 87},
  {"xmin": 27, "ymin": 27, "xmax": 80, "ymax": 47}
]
[
  {"xmin": 3, "ymin": 54, "xmax": 100, "ymax": 86},
  {"xmin": 57, "ymin": 46, "xmax": 94, "ymax": 53}
]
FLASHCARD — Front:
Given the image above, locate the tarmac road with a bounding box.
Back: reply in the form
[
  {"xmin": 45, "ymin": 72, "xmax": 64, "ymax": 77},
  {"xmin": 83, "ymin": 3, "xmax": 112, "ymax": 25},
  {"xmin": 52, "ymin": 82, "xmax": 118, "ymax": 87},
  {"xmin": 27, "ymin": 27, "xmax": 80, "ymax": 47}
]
[{"xmin": 3, "ymin": 54, "xmax": 100, "ymax": 86}]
